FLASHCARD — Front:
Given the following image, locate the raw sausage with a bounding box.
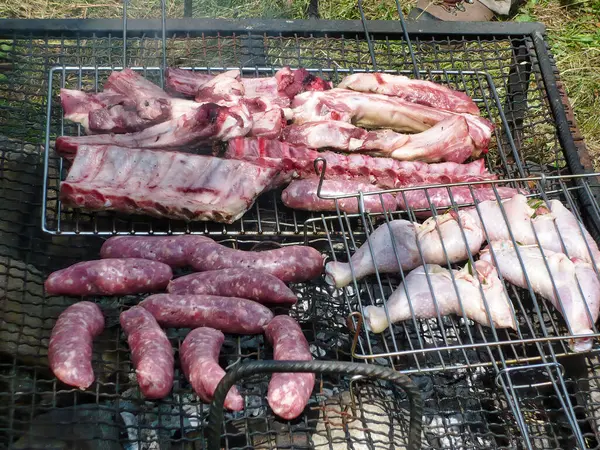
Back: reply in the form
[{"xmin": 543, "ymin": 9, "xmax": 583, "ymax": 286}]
[
  {"xmin": 140, "ymin": 294, "xmax": 274, "ymax": 334},
  {"xmin": 188, "ymin": 243, "xmax": 323, "ymax": 282},
  {"xmin": 45, "ymin": 258, "xmax": 172, "ymax": 296},
  {"xmin": 167, "ymin": 268, "xmax": 297, "ymax": 305},
  {"xmin": 120, "ymin": 306, "xmax": 174, "ymax": 399},
  {"xmin": 48, "ymin": 301, "xmax": 105, "ymax": 389},
  {"xmin": 264, "ymin": 315, "xmax": 314, "ymax": 420},
  {"xmin": 100, "ymin": 235, "xmax": 212, "ymax": 267},
  {"xmin": 180, "ymin": 327, "xmax": 244, "ymax": 411}
]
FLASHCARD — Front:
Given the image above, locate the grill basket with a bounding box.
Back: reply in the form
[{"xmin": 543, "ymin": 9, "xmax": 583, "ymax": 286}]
[{"xmin": 1, "ymin": 3, "xmax": 600, "ymax": 449}]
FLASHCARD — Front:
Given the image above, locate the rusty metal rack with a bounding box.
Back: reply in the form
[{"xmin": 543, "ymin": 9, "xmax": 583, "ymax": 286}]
[{"xmin": 1, "ymin": 0, "xmax": 600, "ymax": 448}]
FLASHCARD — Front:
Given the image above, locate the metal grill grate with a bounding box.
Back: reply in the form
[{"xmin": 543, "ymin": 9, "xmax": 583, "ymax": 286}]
[
  {"xmin": 0, "ymin": 10, "xmax": 599, "ymax": 450},
  {"xmin": 315, "ymin": 174, "xmax": 600, "ymax": 370}
]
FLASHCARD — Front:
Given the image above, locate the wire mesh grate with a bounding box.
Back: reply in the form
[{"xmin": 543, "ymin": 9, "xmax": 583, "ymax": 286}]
[
  {"xmin": 315, "ymin": 174, "xmax": 600, "ymax": 369},
  {"xmin": 0, "ymin": 15, "xmax": 598, "ymax": 450}
]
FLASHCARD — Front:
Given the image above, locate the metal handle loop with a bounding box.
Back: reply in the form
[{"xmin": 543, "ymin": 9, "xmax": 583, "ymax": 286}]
[{"xmin": 207, "ymin": 360, "xmax": 423, "ymax": 450}]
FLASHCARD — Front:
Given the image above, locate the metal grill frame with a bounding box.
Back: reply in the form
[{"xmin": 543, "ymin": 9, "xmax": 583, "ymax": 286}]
[{"xmin": 0, "ymin": 11, "xmax": 599, "ymax": 450}]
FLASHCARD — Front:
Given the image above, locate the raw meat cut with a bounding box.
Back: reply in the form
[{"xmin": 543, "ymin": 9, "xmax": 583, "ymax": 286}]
[
  {"xmin": 337, "ymin": 72, "xmax": 481, "ymax": 115},
  {"xmin": 363, "ymin": 260, "xmax": 516, "ymax": 333},
  {"xmin": 243, "ymin": 97, "xmax": 287, "ymax": 139},
  {"xmin": 48, "ymin": 302, "xmax": 105, "ymax": 389},
  {"xmin": 165, "ymin": 68, "xmax": 213, "ymax": 97},
  {"xmin": 396, "ymin": 186, "xmax": 522, "ymax": 214},
  {"xmin": 225, "ymin": 137, "xmax": 497, "ymax": 189},
  {"xmin": 265, "ymin": 316, "xmax": 314, "ymax": 420},
  {"xmin": 180, "ymin": 327, "xmax": 244, "ymax": 411},
  {"xmin": 291, "ymin": 88, "xmax": 493, "ymax": 151},
  {"xmin": 165, "ymin": 66, "xmax": 331, "ymax": 107},
  {"xmin": 282, "ymin": 116, "xmax": 478, "ymax": 163},
  {"xmin": 45, "ymin": 258, "xmax": 172, "ymax": 296},
  {"xmin": 100, "ymin": 235, "xmax": 213, "ymax": 268},
  {"xmin": 480, "ymin": 241, "xmax": 600, "ymax": 352},
  {"xmin": 466, "ymin": 195, "xmax": 600, "ymax": 266},
  {"xmin": 61, "ymin": 70, "xmax": 202, "ymax": 134},
  {"xmin": 188, "ymin": 241, "xmax": 323, "ymax": 283},
  {"xmin": 194, "ymin": 70, "xmax": 245, "ymax": 103},
  {"xmin": 168, "ymin": 268, "xmax": 297, "ymax": 305},
  {"xmin": 140, "ymin": 294, "xmax": 274, "ymax": 334},
  {"xmin": 60, "ymin": 88, "xmax": 128, "ymax": 131},
  {"xmin": 59, "ymin": 145, "xmax": 281, "ymax": 224},
  {"xmin": 281, "ymin": 178, "xmax": 397, "ymax": 213},
  {"xmin": 120, "ymin": 306, "xmax": 174, "ymax": 399},
  {"xmin": 324, "ymin": 211, "xmax": 484, "ymax": 288},
  {"xmin": 56, "ymin": 102, "xmax": 252, "ymax": 156}
]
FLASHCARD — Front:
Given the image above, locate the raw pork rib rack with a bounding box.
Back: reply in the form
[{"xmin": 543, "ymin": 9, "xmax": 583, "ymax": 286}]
[{"xmin": 2, "ymin": 2, "xmax": 600, "ymax": 450}]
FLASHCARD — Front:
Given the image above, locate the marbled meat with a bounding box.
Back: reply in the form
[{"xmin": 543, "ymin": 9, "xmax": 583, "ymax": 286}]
[
  {"xmin": 281, "ymin": 178, "xmax": 397, "ymax": 214},
  {"xmin": 180, "ymin": 327, "xmax": 244, "ymax": 411},
  {"xmin": 120, "ymin": 306, "xmax": 174, "ymax": 399},
  {"xmin": 337, "ymin": 72, "xmax": 481, "ymax": 115},
  {"xmin": 168, "ymin": 268, "xmax": 297, "ymax": 305},
  {"xmin": 225, "ymin": 137, "xmax": 497, "ymax": 189},
  {"xmin": 48, "ymin": 301, "xmax": 105, "ymax": 389},
  {"xmin": 44, "ymin": 258, "xmax": 172, "ymax": 296},
  {"xmin": 140, "ymin": 294, "xmax": 274, "ymax": 334}
]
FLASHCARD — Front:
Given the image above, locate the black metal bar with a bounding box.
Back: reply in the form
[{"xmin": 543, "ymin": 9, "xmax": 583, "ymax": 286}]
[
  {"xmin": 183, "ymin": 0, "xmax": 193, "ymax": 18},
  {"xmin": 503, "ymin": 38, "xmax": 531, "ymax": 152},
  {"xmin": 530, "ymin": 30, "xmax": 600, "ymax": 241},
  {"xmin": 357, "ymin": 0, "xmax": 378, "ymax": 70},
  {"xmin": 0, "ymin": 18, "xmax": 546, "ymax": 39},
  {"xmin": 206, "ymin": 360, "xmax": 423, "ymax": 450},
  {"xmin": 393, "ymin": 0, "xmax": 419, "ymax": 79}
]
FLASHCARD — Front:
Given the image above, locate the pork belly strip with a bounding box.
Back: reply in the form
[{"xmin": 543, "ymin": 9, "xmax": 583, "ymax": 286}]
[
  {"xmin": 282, "ymin": 116, "xmax": 478, "ymax": 163},
  {"xmin": 397, "ymin": 186, "xmax": 522, "ymax": 215},
  {"xmin": 59, "ymin": 145, "xmax": 281, "ymax": 223},
  {"xmin": 281, "ymin": 178, "xmax": 397, "ymax": 214},
  {"xmin": 291, "ymin": 88, "xmax": 493, "ymax": 151},
  {"xmin": 165, "ymin": 66, "xmax": 332, "ymax": 107},
  {"xmin": 56, "ymin": 102, "xmax": 251, "ymax": 158},
  {"xmin": 337, "ymin": 72, "xmax": 481, "ymax": 116},
  {"xmin": 224, "ymin": 137, "xmax": 497, "ymax": 189}
]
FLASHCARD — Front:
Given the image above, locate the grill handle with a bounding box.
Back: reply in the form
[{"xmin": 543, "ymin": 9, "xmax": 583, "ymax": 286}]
[{"xmin": 206, "ymin": 360, "xmax": 424, "ymax": 450}]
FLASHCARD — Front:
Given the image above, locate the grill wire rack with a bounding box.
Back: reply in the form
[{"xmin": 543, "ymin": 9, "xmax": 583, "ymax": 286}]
[{"xmin": 2, "ymin": 0, "xmax": 600, "ymax": 448}]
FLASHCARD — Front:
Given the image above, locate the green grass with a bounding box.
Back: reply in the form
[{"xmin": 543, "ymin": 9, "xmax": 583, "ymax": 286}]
[
  {"xmin": 515, "ymin": 0, "xmax": 600, "ymax": 165},
  {"xmin": 0, "ymin": 0, "xmax": 598, "ymax": 166}
]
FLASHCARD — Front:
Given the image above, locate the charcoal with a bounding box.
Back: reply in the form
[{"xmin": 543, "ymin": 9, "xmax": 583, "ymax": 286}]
[{"xmin": 12, "ymin": 405, "xmax": 120, "ymax": 450}]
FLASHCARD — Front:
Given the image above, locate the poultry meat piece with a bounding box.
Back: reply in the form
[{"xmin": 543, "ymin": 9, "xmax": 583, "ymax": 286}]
[
  {"xmin": 466, "ymin": 194, "xmax": 600, "ymax": 266},
  {"xmin": 364, "ymin": 260, "xmax": 516, "ymax": 333},
  {"xmin": 324, "ymin": 210, "xmax": 485, "ymax": 288},
  {"xmin": 480, "ymin": 241, "xmax": 600, "ymax": 352}
]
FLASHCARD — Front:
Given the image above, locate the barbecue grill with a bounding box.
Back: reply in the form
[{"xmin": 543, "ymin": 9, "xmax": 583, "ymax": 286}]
[{"xmin": 1, "ymin": 1, "xmax": 600, "ymax": 448}]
